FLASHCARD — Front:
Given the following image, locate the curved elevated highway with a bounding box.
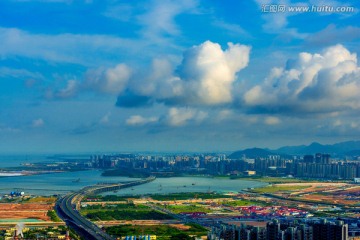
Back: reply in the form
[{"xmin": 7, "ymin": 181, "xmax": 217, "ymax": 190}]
[{"xmin": 56, "ymin": 177, "xmax": 155, "ymax": 240}]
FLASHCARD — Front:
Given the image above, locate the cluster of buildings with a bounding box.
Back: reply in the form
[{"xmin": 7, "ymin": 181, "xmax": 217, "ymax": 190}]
[
  {"xmin": 294, "ymin": 154, "xmax": 360, "ymax": 179},
  {"xmin": 89, "ymin": 152, "xmax": 360, "ymax": 180},
  {"xmin": 252, "ymin": 154, "xmax": 360, "ymax": 180},
  {"xmin": 209, "ymin": 219, "xmax": 349, "ymax": 240},
  {"xmin": 174, "ymin": 205, "xmax": 309, "ymax": 220},
  {"xmin": 0, "ymin": 191, "xmax": 26, "ymax": 201},
  {"xmin": 89, "ymin": 153, "xmax": 241, "ymax": 176},
  {"xmin": 2, "ymin": 227, "xmax": 71, "ymax": 240},
  {"xmin": 230, "ymin": 206, "xmax": 310, "ymax": 219}
]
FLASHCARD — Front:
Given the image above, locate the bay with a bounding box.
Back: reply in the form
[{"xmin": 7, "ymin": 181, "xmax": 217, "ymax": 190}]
[
  {"xmin": 109, "ymin": 176, "xmax": 267, "ymax": 196},
  {"xmin": 0, "ymin": 170, "xmax": 266, "ymax": 196},
  {"xmin": 0, "ymin": 155, "xmax": 267, "ymax": 196},
  {"xmin": 0, "ymin": 154, "xmax": 49, "ymax": 168}
]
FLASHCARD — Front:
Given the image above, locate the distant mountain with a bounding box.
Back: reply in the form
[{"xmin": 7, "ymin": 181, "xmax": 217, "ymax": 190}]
[
  {"xmin": 229, "ymin": 140, "xmax": 360, "ymax": 159},
  {"xmin": 344, "ymin": 150, "xmax": 360, "ymax": 156},
  {"xmin": 332, "ymin": 141, "xmax": 360, "ymax": 152},
  {"xmin": 276, "ymin": 140, "xmax": 360, "ymax": 156},
  {"xmin": 228, "ymin": 148, "xmax": 283, "ymax": 159},
  {"xmin": 277, "ymin": 142, "xmax": 333, "ymax": 155},
  {"xmin": 276, "ymin": 145, "xmax": 306, "ymax": 155}
]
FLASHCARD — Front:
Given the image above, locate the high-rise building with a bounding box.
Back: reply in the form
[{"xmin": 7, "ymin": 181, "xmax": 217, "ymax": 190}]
[
  {"xmin": 297, "ymin": 224, "xmax": 313, "ymax": 240},
  {"xmin": 303, "ymin": 155, "xmax": 314, "ymax": 163},
  {"xmin": 283, "ymin": 227, "xmax": 297, "ymax": 240},
  {"xmin": 237, "ymin": 225, "xmax": 266, "ymax": 240},
  {"xmin": 267, "ymin": 219, "xmax": 281, "ymax": 240},
  {"xmin": 313, "ymin": 219, "xmax": 348, "ymax": 240}
]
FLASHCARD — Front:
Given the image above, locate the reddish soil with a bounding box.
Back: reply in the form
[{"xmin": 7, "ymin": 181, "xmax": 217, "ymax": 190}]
[{"xmin": 0, "ymin": 203, "xmax": 54, "ymax": 221}]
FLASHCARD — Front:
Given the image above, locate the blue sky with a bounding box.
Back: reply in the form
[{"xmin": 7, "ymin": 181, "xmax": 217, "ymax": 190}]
[{"xmin": 0, "ymin": 0, "xmax": 359, "ymax": 153}]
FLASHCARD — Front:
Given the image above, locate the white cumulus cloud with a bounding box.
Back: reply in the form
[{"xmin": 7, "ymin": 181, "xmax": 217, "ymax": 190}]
[
  {"xmin": 45, "ymin": 80, "xmax": 79, "ymax": 100},
  {"xmin": 32, "ymin": 118, "xmax": 44, "ymax": 128},
  {"xmin": 100, "ymin": 112, "xmax": 111, "ymax": 124},
  {"xmin": 116, "ymin": 40, "xmax": 251, "ymax": 107},
  {"xmin": 178, "ymin": 41, "xmax": 250, "ymax": 105},
  {"xmin": 85, "ymin": 64, "xmax": 131, "ymax": 94},
  {"xmin": 265, "ymin": 116, "xmax": 281, "ymax": 125},
  {"xmin": 244, "ymin": 44, "xmax": 360, "ymax": 114},
  {"xmin": 126, "ymin": 115, "xmax": 158, "ymax": 126},
  {"xmin": 167, "ymin": 107, "xmax": 207, "ymax": 126}
]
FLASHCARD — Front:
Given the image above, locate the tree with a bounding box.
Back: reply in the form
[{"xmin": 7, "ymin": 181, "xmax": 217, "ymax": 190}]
[{"xmin": 170, "ymin": 232, "xmax": 193, "ymax": 240}]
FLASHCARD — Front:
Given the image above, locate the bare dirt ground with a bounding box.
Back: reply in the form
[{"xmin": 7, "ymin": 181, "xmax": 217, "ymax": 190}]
[
  {"xmin": 272, "ymin": 183, "xmax": 360, "ymax": 206},
  {"xmin": 0, "ymin": 203, "xmax": 53, "ymax": 221}
]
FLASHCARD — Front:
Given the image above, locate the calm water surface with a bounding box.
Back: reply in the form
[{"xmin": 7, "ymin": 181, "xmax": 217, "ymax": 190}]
[
  {"xmin": 0, "ymin": 154, "xmax": 50, "ymax": 168},
  {"xmin": 0, "ymin": 155, "xmax": 267, "ymax": 196},
  {"xmin": 110, "ymin": 177, "xmax": 267, "ymax": 196},
  {"xmin": 0, "ymin": 170, "xmax": 266, "ymax": 196}
]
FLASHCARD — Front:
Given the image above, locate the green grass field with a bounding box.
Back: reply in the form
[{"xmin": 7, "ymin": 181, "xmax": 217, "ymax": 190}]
[
  {"xmin": 166, "ymin": 204, "xmax": 212, "ymax": 214},
  {"xmin": 106, "ymin": 223, "xmax": 208, "ymax": 240},
  {"xmin": 251, "ymin": 185, "xmax": 310, "ymax": 194},
  {"xmin": 47, "ymin": 210, "xmax": 62, "ymax": 222},
  {"xmin": 84, "ymin": 195, "xmax": 141, "ymax": 201},
  {"xmin": 221, "ymin": 199, "xmax": 260, "ymax": 206},
  {"xmin": 27, "ymin": 196, "xmax": 57, "ymax": 203},
  {"xmin": 81, "ymin": 203, "xmax": 172, "ymax": 221},
  {"xmin": 237, "ymin": 176, "xmax": 306, "ymax": 184},
  {"xmin": 150, "ymin": 192, "xmax": 231, "ymax": 201}
]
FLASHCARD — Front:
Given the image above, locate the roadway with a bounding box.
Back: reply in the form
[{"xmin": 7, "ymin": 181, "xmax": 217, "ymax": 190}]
[{"xmin": 56, "ymin": 177, "xmax": 155, "ymax": 240}]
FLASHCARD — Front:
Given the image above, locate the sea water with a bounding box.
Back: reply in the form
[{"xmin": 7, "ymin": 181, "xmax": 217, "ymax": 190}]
[{"xmin": 0, "ymin": 155, "xmax": 266, "ymax": 196}]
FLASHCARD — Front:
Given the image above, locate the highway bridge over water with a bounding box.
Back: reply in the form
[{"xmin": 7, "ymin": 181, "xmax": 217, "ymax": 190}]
[{"xmin": 56, "ymin": 177, "xmax": 155, "ymax": 240}]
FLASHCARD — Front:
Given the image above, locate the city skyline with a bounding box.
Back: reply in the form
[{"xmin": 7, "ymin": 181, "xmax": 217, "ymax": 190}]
[{"xmin": 0, "ymin": 0, "xmax": 360, "ymax": 153}]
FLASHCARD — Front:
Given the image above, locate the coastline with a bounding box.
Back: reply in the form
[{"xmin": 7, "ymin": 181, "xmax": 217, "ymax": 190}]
[
  {"xmin": 0, "ymin": 172, "xmax": 25, "ymax": 177},
  {"xmin": 0, "ymin": 170, "xmax": 63, "ymax": 177}
]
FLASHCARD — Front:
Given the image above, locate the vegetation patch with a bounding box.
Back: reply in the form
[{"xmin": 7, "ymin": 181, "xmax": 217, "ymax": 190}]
[
  {"xmin": 222, "ymin": 199, "xmax": 260, "ymax": 206},
  {"xmin": 166, "ymin": 204, "xmax": 212, "ymax": 214},
  {"xmin": 234, "ymin": 176, "xmax": 306, "ymax": 184},
  {"xmin": 86, "ymin": 192, "xmax": 231, "ymax": 202},
  {"xmin": 82, "ymin": 203, "xmax": 173, "ymax": 221},
  {"xmin": 86, "ymin": 209, "xmax": 172, "ymax": 221},
  {"xmin": 106, "ymin": 223, "xmax": 208, "ymax": 240},
  {"xmin": 27, "ymin": 196, "xmax": 57, "ymax": 204},
  {"xmin": 84, "ymin": 195, "xmax": 141, "ymax": 202},
  {"xmin": 150, "ymin": 192, "xmax": 231, "ymax": 201},
  {"xmin": 81, "ymin": 203, "xmax": 149, "ymax": 214},
  {"xmin": 251, "ymin": 185, "xmax": 310, "ymax": 194},
  {"xmin": 47, "ymin": 210, "xmax": 62, "ymax": 222}
]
